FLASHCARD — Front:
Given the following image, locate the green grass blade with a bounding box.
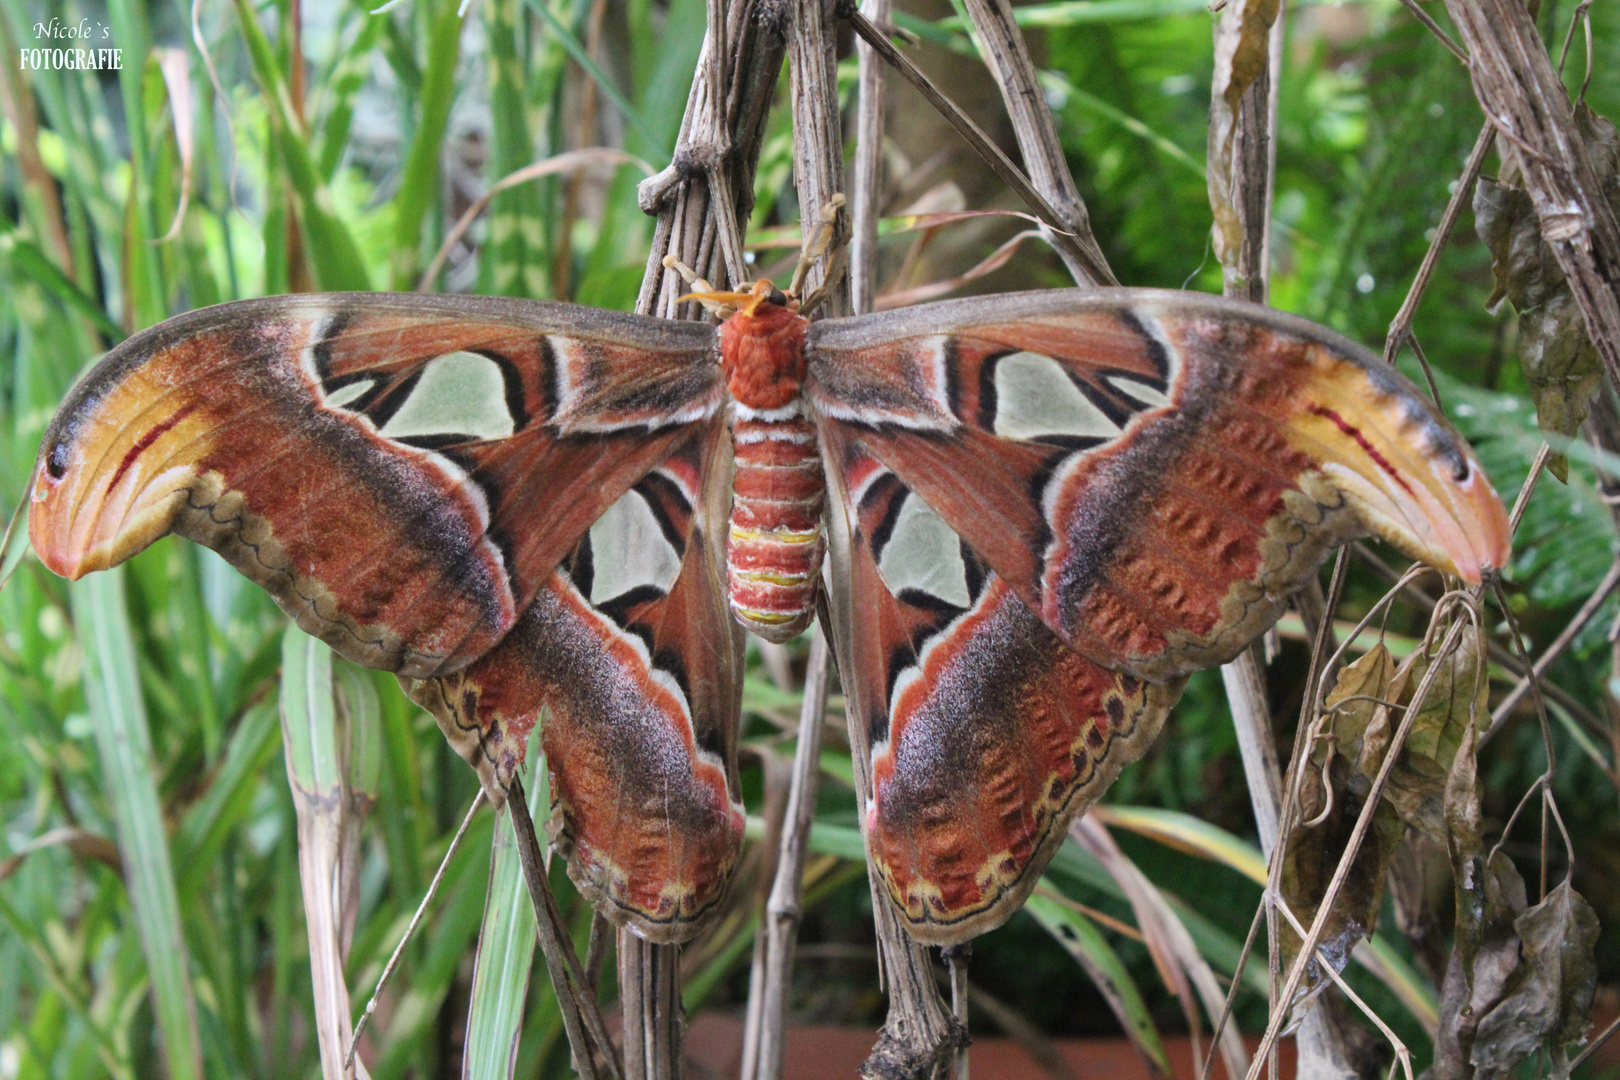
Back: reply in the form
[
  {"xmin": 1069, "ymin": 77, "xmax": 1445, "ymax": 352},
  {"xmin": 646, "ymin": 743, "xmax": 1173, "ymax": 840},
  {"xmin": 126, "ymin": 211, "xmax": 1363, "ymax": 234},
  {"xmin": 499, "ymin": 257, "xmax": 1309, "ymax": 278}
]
[
  {"xmin": 388, "ymin": 0, "xmax": 465, "ymax": 290},
  {"xmin": 0, "ymin": 233, "xmax": 121, "ymax": 341},
  {"xmin": 174, "ymin": 700, "xmax": 281, "ymax": 898},
  {"xmin": 104, "ymin": 0, "xmax": 165, "ymax": 327},
  {"xmin": 315, "ymin": 11, "xmax": 386, "ymax": 181},
  {"xmin": 523, "ymin": 0, "xmax": 668, "ymax": 157},
  {"xmin": 280, "ymin": 625, "xmax": 361, "ymax": 1080},
  {"xmin": 372, "ymin": 812, "xmax": 493, "ymax": 1080},
  {"xmin": 1025, "ymin": 890, "xmax": 1169, "ymax": 1073},
  {"xmin": 1103, "ymin": 807, "xmax": 1441, "ymax": 1026},
  {"xmin": 463, "ymin": 758, "xmax": 546, "ymax": 1080},
  {"xmin": 72, "ymin": 567, "xmax": 204, "ymax": 1080},
  {"xmin": 232, "ymin": 0, "xmax": 372, "ymax": 291},
  {"xmin": 484, "ymin": 0, "xmax": 547, "ymax": 298}
]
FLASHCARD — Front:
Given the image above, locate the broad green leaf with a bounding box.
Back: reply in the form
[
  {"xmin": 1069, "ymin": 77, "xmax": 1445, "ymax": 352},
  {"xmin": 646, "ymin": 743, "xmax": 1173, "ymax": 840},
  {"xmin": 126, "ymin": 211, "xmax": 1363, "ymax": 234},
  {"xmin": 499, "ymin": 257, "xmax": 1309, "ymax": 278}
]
[
  {"xmin": 464, "ymin": 756, "xmax": 546, "ymax": 1080},
  {"xmin": 73, "ymin": 568, "xmax": 204, "ymax": 1080}
]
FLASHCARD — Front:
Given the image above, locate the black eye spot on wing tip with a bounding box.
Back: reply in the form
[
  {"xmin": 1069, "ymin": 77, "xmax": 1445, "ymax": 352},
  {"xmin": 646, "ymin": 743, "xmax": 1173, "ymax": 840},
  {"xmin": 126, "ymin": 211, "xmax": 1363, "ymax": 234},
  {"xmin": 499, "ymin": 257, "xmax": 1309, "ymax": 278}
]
[{"xmin": 45, "ymin": 440, "xmax": 70, "ymax": 480}]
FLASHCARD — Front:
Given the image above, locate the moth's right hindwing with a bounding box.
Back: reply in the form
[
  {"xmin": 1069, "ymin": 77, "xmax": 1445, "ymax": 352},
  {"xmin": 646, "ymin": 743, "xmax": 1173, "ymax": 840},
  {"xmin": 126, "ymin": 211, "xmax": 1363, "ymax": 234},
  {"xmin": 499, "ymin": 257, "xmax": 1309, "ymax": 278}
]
[{"xmin": 410, "ymin": 415, "xmax": 746, "ymax": 943}]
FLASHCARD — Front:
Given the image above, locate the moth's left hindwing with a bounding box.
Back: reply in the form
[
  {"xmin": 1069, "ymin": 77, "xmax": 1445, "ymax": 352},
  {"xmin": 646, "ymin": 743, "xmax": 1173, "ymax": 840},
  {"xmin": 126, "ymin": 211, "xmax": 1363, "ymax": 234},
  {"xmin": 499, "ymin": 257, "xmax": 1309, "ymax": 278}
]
[
  {"xmin": 411, "ymin": 415, "xmax": 745, "ymax": 943},
  {"xmin": 821, "ymin": 431, "xmax": 1182, "ymax": 944},
  {"xmin": 29, "ymin": 294, "xmax": 724, "ymax": 679}
]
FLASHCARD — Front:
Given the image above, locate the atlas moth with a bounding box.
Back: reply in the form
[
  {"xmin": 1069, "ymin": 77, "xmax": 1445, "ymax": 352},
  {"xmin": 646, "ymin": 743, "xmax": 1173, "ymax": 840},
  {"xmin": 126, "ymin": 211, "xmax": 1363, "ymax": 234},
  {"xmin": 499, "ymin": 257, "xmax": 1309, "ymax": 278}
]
[{"xmin": 29, "ymin": 224, "xmax": 1508, "ymax": 945}]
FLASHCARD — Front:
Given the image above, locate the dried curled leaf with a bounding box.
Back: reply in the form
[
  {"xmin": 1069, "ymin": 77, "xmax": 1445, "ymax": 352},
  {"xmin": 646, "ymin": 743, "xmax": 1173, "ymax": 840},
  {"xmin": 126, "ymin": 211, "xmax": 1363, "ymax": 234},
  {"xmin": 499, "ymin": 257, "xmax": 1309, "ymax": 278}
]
[
  {"xmin": 1280, "ymin": 624, "xmax": 1489, "ymax": 1018},
  {"xmin": 1322, "ymin": 642, "xmax": 1395, "ymax": 752},
  {"xmin": 1471, "ymin": 880, "xmax": 1599, "ymax": 1078},
  {"xmin": 1386, "ymin": 829, "xmax": 1452, "ymax": 984},
  {"xmin": 1433, "ymin": 852, "xmax": 1530, "ymax": 1080},
  {"xmin": 1474, "ymin": 104, "xmax": 1620, "ymax": 481},
  {"xmin": 1279, "ymin": 779, "xmax": 1404, "ymax": 1017},
  {"xmin": 1381, "ymin": 629, "xmax": 1490, "ymax": 840}
]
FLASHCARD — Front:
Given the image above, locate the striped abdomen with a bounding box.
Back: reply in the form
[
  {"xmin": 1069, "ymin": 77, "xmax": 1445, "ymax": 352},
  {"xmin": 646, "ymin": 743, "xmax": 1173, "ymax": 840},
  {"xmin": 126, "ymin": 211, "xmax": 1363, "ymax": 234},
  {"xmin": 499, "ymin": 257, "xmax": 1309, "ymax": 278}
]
[{"xmin": 727, "ymin": 407, "xmax": 825, "ymax": 642}]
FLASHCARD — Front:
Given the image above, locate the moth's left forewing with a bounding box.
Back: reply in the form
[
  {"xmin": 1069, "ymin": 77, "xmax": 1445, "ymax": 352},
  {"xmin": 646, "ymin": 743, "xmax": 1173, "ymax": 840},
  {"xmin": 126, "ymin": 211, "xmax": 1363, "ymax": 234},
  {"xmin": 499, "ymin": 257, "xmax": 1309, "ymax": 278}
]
[
  {"xmin": 810, "ymin": 290, "xmax": 1510, "ymax": 684},
  {"xmin": 29, "ymin": 294, "xmax": 725, "ymax": 678},
  {"xmin": 408, "ymin": 415, "xmax": 745, "ymax": 945}
]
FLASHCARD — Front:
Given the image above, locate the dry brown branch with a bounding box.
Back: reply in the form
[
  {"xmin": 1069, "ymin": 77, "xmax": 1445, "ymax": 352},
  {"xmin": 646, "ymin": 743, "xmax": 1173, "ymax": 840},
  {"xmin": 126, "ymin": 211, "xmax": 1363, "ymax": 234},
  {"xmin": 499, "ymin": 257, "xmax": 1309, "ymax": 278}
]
[
  {"xmin": 839, "ymin": 5, "xmax": 1099, "ymax": 280},
  {"xmin": 1443, "ymin": 0, "xmax": 1620, "ymax": 393},
  {"xmin": 740, "ymin": 630, "xmax": 833, "ymax": 1080},
  {"xmin": 618, "ymin": 2, "xmax": 792, "ymax": 1070},
  {"xmin": 791, "ymin": 2, "xmax": 966, "ymax": 1077},
  {"xmin": 851, "ymin": 0, "xmax": 890, "ymax": 313},
  {"xmin": 509, "ymin": 778, "xmax": 624, "ymax": 1080},
  {"xmin": 1206, "ymin": 2, "xmax": 1375, "ymax": 1070},
  {"xmin": 956, "ymin": 0, "xmax": 1115, "ymax": 286}
]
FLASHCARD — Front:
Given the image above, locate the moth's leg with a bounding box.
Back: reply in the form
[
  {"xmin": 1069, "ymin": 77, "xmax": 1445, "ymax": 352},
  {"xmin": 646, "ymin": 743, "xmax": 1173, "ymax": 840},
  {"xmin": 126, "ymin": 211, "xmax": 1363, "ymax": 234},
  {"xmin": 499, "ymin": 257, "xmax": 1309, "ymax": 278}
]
[
  {"xmin": 661, "ymin": 255, "xmax": 738, "ymax": 317},
  {"xmin": 793, "ymin": 194, "xmax": 849, "ymax": 315}
]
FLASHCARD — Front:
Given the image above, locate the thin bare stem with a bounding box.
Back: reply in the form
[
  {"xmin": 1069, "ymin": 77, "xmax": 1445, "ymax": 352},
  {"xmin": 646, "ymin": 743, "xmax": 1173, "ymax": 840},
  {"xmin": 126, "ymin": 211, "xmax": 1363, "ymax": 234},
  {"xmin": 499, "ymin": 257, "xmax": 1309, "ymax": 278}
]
[
  {"xmin": 418, "ymin": 149, "xmax": 653, "ymax": 291},
  {"xmin": 1490, "ymin": 558, "xmax": 1620, "ymax": 729},
  {"xmin": 1395, "ymin": 0, "xmax": 1469, "ymax": 64},
  {"xmin": 850, "ymin": 0, "xmax": 890, "ymax": 313},
  {"xmin": 347, "ymin": 792, "xmax": 485, "ymax": 1070},
  {"xmin": 838, "ymin": 5, "xmax": 1107, "ymax": 282},
  {"xmin": 1383, "ymin": 123, "xmax": 1494, "ymax": 370},
  {"xmin": 957, "ymin": 0, "xmax": 1115, "ymax": 286},
  {"xmin": 1271, "ymin": 900, "xmax": 1416, "ymax": 1080},
  {"xmin": 1571, "ymin": 1012, "xmax": 1620, "ymax": 1070},
  {"xmin": 1510, "ymin": 443, "xmax": 1553, "ymax": 537},
  {"xmin": 944, "ymin": 944, "xmax": 971, "ymax": 1080},
  {"xmin": 1242, "ymin": 618, "xmax": 1473, "ymax": 1080},
  {"xmin": 743, "ymin": 629, "xmax": 833, "ymax": 1080},
  {"xmin": 509, "ymin": 777, "xmax": 623, "ymax": 1080}
]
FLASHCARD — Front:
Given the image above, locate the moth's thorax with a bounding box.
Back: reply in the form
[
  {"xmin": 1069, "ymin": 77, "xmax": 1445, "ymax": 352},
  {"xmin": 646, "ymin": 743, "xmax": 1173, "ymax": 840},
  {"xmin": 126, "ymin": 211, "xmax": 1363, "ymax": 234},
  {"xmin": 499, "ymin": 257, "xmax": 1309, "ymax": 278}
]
[
  {"xmin": 719, "ymin": 303, "xmax": 810, "ymax": 410},
  {"xmin": 721, "ymin": 301, "xmax": 825, "ymax": 642}
]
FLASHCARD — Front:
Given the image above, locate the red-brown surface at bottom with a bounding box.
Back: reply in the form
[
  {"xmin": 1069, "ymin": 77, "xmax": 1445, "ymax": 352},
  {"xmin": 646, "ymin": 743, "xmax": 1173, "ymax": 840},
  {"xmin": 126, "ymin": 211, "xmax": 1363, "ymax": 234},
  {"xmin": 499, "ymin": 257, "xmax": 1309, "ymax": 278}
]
[{"xmin": 683, "ymin": 1014, "xmax": 1301, "ymax": 1080}]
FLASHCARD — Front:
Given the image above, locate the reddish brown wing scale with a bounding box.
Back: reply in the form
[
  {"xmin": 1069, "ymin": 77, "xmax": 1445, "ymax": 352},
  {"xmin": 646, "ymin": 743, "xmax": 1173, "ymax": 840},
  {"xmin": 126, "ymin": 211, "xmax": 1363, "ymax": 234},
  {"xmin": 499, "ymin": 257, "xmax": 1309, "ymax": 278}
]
[
  {"xmin": 809, "ymin": 290, "xmax": 1510, "ymax": 685},
  {"xmin": 811, "ymin": 288, "xmax": 1507, "ymax": 942}
]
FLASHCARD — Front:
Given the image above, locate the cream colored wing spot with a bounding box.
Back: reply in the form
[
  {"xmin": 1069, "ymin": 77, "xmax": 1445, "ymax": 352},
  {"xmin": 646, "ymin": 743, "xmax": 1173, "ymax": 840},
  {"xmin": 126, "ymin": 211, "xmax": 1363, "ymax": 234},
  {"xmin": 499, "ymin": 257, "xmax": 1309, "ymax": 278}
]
[
  {"xmin": 992, "ymin": 352, "xmax": 1121, "ymax": 441},
  {"xmin": 1105, "ymin": 374, "xmax": 1171, "ymax": 410},
  {"xmin": 379, "ymin": 352, "xmax": 516, "ymax": 442},
  {"xmin": 587, "ymin": 488, "xmax": 683, "ymax": 605},
  {"xmin": 324, "ymin": 379, "xmax": 375, "ymax": 410},
  {"xmin": 877, "ymin": 492, "xmax": 971, "ymax": 608}
]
